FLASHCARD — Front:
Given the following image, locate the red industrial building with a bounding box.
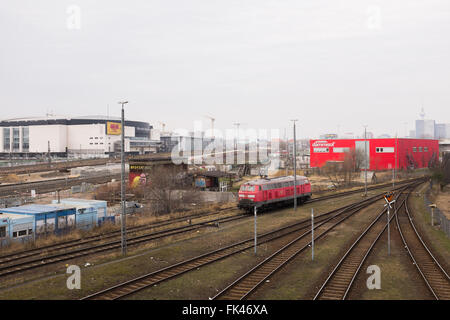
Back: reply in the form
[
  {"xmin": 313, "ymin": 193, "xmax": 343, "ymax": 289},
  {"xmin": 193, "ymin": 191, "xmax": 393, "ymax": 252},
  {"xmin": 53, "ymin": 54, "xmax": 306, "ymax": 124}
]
[{"xmin": 310, "ymin": 138, "xmax": 439, "ymax": 171}]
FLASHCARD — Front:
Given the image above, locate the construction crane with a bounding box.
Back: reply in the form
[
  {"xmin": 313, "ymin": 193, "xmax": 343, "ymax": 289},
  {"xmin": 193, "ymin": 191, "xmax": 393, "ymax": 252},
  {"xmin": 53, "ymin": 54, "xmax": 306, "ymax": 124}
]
[{"xmin": 204, "ymin": 115, "xmax": 215, "ymax": 138}]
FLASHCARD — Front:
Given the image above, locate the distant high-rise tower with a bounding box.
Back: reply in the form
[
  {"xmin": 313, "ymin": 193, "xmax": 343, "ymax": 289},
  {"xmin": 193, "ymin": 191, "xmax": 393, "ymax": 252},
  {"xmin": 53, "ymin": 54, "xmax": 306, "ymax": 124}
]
[
  {"xmin": 415, "ymin": 108, "xmax": 435, "ymax": 139},
  {"xmin": 419, "ymin": 107, "xmax": 425, "ymax": 119}
]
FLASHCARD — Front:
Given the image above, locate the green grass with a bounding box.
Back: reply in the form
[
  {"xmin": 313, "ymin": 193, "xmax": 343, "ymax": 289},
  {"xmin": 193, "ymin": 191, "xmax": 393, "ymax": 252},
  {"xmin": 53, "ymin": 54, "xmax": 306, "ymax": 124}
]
[
  {"xmin": 409, "ymin": 184, "xmax": 450, "ymax": 265},
  {"xmin": 249, "ymin": 202, "xmax": 384, "ymax": 300}
]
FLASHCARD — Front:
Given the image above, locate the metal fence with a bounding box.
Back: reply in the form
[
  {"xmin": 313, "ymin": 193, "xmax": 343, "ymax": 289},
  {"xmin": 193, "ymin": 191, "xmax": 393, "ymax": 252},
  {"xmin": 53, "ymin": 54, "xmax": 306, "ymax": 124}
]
[{"xmin": 424, "ymin": 189, "xmax": 450, "ymax": 238}]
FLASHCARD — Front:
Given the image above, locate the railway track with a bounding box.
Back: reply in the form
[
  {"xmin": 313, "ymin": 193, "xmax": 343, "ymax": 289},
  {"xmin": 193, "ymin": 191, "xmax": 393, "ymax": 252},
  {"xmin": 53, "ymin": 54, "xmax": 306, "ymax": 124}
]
[
  {"xmin": 0, "ymin": 179, "xmax": 423, "ymax": 288},
  {"xmin": 82, "ymin": 191, "xmax": 391, "ymax": 300},
  {"xmin": 0, "ymin": 207, "xmax": 240, "ymax": 265},
  {"xmin": 305, "ymin": 178, "xmax": 417, "ymax": 205},
  {"xmin": 81, "ymin": 181, "xmax": 421, "ymax": 300},
  {"xmin": 312, "ymin": 186, "xmax": 414, "ymax": 300},
  {"xmin": 1, "ymin": 178, "xmax": 416, "ymax": 270},
  {"xmin": 396, "ymin": 194, "xmax": 450, "ymax": 299},
  {"xmin": 211, "ymin": 187, "xmax": 414, "ymax": 300},
  {"xmin": 0, "ymin": 158, "xmax": 121, "ymax": 175},
  {"xmin": 0, "ymin": 174, "xmax": 120, "ymax": 197},
  {"xmin": 0, "ymin": 210, "xmax": 245, "ymax": 277}
]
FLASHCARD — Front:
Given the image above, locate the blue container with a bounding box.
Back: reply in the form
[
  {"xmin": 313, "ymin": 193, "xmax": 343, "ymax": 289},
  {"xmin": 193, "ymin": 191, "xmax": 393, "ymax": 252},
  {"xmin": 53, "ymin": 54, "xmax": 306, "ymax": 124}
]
[
  {"xmin": 54, "ymin": 199, "xmax": 112, "ymax": 227},
  {"xmin": 0, "ymin": 204, "xmax": 76, "ymax": 235},
  {"xmin": 52, "ymin": 203, "xmax": 97, "ymax": 231},
  {"xmin": 0, "ymin": 213, "xmax": 35, "ymax": 245}
]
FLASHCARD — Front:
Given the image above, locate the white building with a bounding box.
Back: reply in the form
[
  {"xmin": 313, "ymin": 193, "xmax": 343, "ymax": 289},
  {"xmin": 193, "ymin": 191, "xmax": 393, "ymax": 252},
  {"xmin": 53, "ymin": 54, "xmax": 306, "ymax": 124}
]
[
  {"xmin": 435, "ymin": 123, "xmax": 450, "ymax": 139},
  {"xmin": 415, "ymin": 119, "xmax": 436, "ymax": 139},
  {"xmin": 0, "ymin": 115, "xmax": 154, "ymax": 158}
]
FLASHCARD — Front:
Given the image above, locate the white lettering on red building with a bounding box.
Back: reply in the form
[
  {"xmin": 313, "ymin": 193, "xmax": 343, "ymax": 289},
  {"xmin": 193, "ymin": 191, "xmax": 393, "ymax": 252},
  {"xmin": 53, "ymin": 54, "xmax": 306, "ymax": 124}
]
[{"xmin": 312, "ymin": 140, "xmax": 335, "ymax": 147}]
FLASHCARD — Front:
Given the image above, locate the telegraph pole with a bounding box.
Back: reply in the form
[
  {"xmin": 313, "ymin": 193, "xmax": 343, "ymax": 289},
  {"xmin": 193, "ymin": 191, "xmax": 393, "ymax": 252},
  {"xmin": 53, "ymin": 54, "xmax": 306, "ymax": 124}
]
[
  {"xmin": 119, "ymin": 100, "xmax": 129, "ymax": 255},
  {"xmin": 291, "ymin": 120, "xmax": 298, "ymax": 210}
]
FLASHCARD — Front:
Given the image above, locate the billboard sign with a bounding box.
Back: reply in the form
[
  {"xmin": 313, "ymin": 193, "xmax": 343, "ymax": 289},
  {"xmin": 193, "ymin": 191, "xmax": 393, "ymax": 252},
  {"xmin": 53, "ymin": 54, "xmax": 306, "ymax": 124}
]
[{"xmin": 107, "ymin": 122, "xmax": 122, "ymax": 135}]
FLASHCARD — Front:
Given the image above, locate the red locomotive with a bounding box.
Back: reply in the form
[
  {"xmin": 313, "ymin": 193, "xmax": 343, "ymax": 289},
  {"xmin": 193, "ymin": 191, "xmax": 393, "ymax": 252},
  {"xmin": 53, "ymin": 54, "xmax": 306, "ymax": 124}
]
[{"xmin": 238, "ymin": 175, "xmax": 312, "ymax": 212}]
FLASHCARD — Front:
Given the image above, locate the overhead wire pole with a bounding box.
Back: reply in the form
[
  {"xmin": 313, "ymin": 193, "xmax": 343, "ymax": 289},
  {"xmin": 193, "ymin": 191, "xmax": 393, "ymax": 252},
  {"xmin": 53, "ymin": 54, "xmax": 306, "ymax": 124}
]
[
  {"xmin": 363, "ymin": 125, "xmax": 368, "ymax": 197},
  {"xmin": 393, "ymin": 133, "xmax": 397, "ymax": 188},
  {"xmin": 119, "ymin": 100, "xmax": 129, "ymax": 255},
  {"xmin": 311, "ymin": 208, "xmax": 314, "ymax": 261},
  {"xmin": 254, "ymin": 206, "xmax": 257, "ymax": 254},
  {"xmin": 291, "ymin": 119, "xmax": 298, "ymax": 211}
]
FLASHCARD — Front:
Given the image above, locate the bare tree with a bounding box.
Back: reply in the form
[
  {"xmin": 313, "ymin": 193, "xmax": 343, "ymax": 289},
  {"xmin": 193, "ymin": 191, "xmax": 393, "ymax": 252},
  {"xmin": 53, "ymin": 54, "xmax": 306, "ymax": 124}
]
[
  {"xmin": 144, "ymin": 166, "xmax": 199, "ymax": 215},
  {"xmin": 431, "ymin": 153, "xmax": 450, "ymax": 192}
]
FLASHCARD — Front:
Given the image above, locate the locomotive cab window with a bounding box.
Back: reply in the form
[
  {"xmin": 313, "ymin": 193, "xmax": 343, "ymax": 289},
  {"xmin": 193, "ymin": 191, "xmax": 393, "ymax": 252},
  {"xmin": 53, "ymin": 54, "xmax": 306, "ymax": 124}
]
[{"xmin": 424, "ymin": 147, "xmax": 428, "ymax": 152}]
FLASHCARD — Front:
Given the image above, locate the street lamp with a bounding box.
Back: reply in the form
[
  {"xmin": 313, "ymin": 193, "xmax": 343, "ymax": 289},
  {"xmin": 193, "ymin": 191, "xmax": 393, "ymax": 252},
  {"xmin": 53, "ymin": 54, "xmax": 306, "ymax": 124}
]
[
  {"xmin": 291, "ymin": 119, "xmax": 298, "ymax": 210},
  {"xmin": 118, "ymin": 100, "xmax": 128, "ymax": 255}
]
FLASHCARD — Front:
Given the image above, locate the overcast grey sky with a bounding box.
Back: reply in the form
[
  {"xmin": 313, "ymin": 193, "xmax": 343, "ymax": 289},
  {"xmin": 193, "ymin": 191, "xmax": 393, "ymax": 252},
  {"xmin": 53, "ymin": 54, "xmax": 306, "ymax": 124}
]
[{"xmin": 1, "ymin": 0, "xmax": 449, "ymax": 138}]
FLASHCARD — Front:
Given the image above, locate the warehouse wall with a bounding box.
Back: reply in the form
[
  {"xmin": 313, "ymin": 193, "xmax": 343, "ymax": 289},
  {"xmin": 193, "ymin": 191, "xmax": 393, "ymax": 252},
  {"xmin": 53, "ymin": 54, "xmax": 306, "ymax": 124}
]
[
  {"xmin": 67, "ymin": 124, "xmax": 106, "ymax": 152},
  {"xmin": 29, "ymin": 125, "xmax": 67, "ymax": 153},
  {"xmin": 0, "ymin": 127, "xmax": 3, "ymax": 152}
]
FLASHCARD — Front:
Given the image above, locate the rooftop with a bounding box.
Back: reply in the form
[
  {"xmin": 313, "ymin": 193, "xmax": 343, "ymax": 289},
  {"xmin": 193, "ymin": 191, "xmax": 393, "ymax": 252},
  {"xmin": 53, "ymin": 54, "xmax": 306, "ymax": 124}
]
[
  {"xmin": 0, "ymin": 204, "xmax": 75, "ymax": 215},
  {"xmin": 246, "ymin": 175, "xmax": 308, "ymax": 185}
]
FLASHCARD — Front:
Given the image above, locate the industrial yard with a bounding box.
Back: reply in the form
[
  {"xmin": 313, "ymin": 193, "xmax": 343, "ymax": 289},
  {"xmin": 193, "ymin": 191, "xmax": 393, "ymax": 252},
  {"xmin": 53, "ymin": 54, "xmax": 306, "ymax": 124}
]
[
  {"xmin": 2, "ymin": 1, "xmax": 450, "ymax": 317},
  {"xmin": 0, "ymin": 129, "xmax": 449, "ymax": 305}
]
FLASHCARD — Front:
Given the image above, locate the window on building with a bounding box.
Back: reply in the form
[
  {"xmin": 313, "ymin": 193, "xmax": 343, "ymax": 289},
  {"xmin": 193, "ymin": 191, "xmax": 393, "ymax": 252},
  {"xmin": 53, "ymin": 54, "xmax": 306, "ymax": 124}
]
[
  {"xmin": 333, "ymin": 147, "xmax": 350, "ymax": 153},
  {"xmin": 376, "ymin": 147, "xmax": 394, "ymax": 153},
  {"xmin": 0, "ymin": 226, "xmax": 6, "ymax": 238},
  {"xmin": 22, "ymin": 127, "xmax": 29, "ymax": 151},
  {"xmin": 28, "ymin": 229, "xmax": 33, "ymax": 235},
  {"xmin": 313, "ymin": 147, "xmax": 329, "ymax": 153},
  {"xmin": 12, "ymin": 231, "xmax": 17, "ymax": 238},
  {"xmin": 12, "ymin": 128, "xmax": 20, "ymax": 151},
  {"xmin": 3, "ymin": 128, "xmax": 10, "ymax": 151},
  {"xmin": 18, "ymin": 230, "xmax": 27, "ymax": 237}
]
